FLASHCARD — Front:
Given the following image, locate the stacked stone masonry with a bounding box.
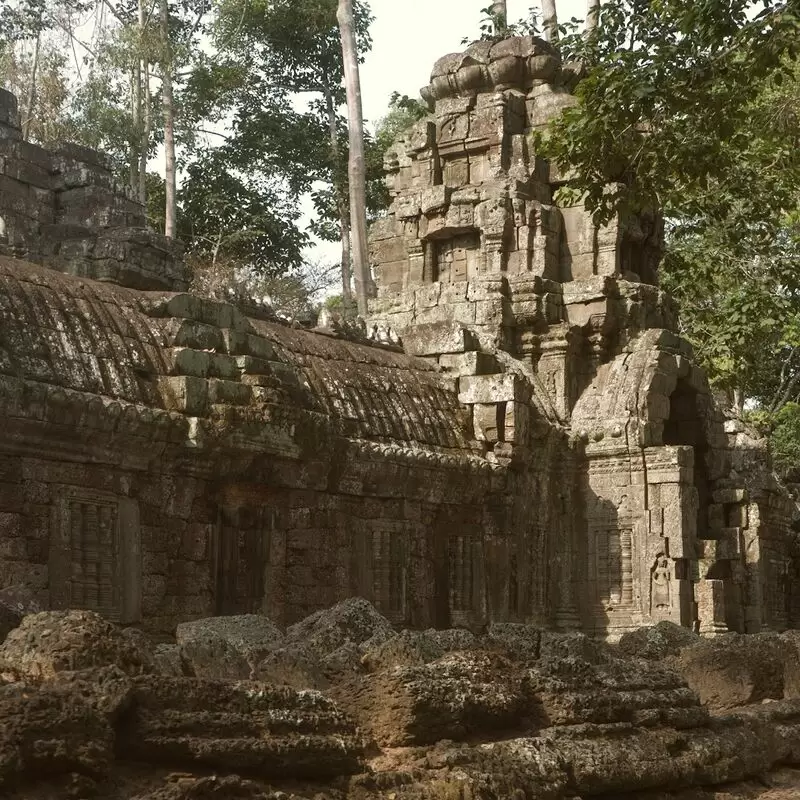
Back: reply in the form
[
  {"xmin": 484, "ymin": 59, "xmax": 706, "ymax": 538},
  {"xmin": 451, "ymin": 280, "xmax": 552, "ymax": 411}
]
[
  {"xmin": 0, "ymin": 37, "xmax": 798, "ymax": 637},
  {"xmin": 0, "ymin": 88, "xmax": 185, "ymax": 292}
]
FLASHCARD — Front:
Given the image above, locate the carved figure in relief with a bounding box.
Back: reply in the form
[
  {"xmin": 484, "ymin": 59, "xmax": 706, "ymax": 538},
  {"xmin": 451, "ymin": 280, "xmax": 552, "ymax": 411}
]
[{"xmin": 651, "ymin": 555, "xmax": 671, "ymax": 613}]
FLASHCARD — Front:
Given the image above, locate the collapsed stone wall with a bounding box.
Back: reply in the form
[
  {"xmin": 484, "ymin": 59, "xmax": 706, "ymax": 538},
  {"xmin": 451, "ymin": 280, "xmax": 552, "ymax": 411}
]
[{"xmin": 0, "ymin": 88, "xmax": 185, "ymax": 291}]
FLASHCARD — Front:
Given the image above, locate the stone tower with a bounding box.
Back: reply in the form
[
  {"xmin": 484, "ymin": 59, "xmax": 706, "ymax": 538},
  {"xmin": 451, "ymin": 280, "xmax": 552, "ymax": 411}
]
[{"xmin": 368, "ymin": 36, "xmax": 798, "ymax": 636}]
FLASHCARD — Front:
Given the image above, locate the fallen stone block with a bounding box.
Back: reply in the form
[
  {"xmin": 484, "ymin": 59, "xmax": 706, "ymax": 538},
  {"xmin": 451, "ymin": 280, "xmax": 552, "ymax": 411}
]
[{"xmin": 118, "ymin": 676, "xmax": 365, "ymax": 779}]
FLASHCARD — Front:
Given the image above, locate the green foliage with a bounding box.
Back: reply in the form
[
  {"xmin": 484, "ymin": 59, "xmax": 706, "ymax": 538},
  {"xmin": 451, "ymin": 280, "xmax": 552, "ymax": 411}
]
[
  {"xmin": 462, "ymin": 5, "xmax": 541, "ymax": 43},
  {"xmin": 209, "ymin": 0, "xmax": 373, "ymax": 243},
  {"xmin": 662, "ymin": 203, "xmax": 800, "ymax": 411},
  {"xmin": 748, "ymin": 403, "xmax": 800, "ymax": 479},
  {"xmin": 1, "ymin": 0, "xmax": 381, "ymax": 288},
  {"xmin": 537, "ymin": 0, "xmax": 800, "ymax": 470},
  {"xmin": 0, "ymin": 37, "xmax": 71, "ymax": 142},
  {"xmin": 179, "ymin": 150, "xmax": 309, "ymax": 274},
  {"xmin": 374, "ymin": 92, "xmax": 428, "ymax": 153},
  {"xmin": 324, "ymin": 294, "xmax": 344, "ymax": 311},
  {"xmin": 539, "ymin": 0, "xmax": 800, "ymax": 225}
]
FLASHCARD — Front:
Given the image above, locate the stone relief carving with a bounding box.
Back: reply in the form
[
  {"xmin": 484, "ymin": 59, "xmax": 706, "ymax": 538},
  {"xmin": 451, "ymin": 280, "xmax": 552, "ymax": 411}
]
[{"xmin": 651, "ymin": 555, "xmax": 672, "ymax": 614}]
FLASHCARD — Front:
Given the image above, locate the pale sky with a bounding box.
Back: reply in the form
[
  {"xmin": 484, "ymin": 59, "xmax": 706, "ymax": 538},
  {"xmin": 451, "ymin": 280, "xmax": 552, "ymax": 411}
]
[{"xmin": 308, "ymin": 0, "xmax": 587, "ymax": 266}]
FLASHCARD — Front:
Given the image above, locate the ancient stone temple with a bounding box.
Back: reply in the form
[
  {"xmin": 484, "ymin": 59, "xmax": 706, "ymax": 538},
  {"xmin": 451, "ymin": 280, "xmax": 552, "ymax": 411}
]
[{"xmin": 0, "ymin": 38, "xmax": 797, "ymax": 639}]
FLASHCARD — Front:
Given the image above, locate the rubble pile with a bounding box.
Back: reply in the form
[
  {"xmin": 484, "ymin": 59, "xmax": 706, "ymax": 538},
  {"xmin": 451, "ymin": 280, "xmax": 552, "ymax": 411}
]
[{"xmin": 0, "ymin": 604, "xmax": 799, "ymax": 799}]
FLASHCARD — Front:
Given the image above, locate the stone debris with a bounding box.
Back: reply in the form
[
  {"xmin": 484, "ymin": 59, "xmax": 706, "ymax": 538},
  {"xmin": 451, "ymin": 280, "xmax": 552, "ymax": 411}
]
[
  {"xmin": 178, "ymin": 633, "xmax": 251, "ymax": 681},
  {"xmin": 335, "ymin": 650, "xmax": 530, "ymax": 747},
  {"xmin": 278, "ymin": 598, "xmax": 396, "ymax": 680},
  {"xmin": 667, "ymin": 632, "xmax": 800, "ymax": 710},
  {"xmin": 0, "ymin": 584, "xmax": 42, "ymax": 644},
  {"xmin": 0, "ymin": 608, "xmax": 798, "ymax": 798},
  {"xmin": 284, "ymin": 598, "xmax": 395, "ymax": 658},
  {"xmin": 252, "ymin": 645, "xmax": 329, "ymax": 690},
  {"xmin": 0, "ymin": 610, "xmax": 156, "ymax": 681},
  {"xmin": 130, "ymin": 775, "xmax": 312, "ymax": 800},
  {"xmin": 152, "ymin": 643, "xmax": 186, "ymax": 677},
  {"xmin": 118, "ymin": 676, "xmax": 366, "ymax": 780},
  {"xmin": 617, "ymin": 620, "xmax": 701, "ymax": 660},
  {"xmin": 176, "ymin": 614, "xmax": 284, "ymax": 673},
  {"xmin": 360, "ymin": 627, "xmax": 477, "ymax": 672},
  {"xmin": 0, "ymin": 665, "xmax": 131, "ymax": 792}
]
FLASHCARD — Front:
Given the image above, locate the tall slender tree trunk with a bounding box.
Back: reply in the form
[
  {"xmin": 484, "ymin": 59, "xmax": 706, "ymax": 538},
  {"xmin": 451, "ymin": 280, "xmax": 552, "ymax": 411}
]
[
  {"xmin": 542, "ymin": 0, "xmax": 559, "ymax": 44},
  {"xmin": 585, "ymin": 0, "xmax": 600, "ymax": 37},
  {"xmin": 160, "ymin": 0, "xmax": 177, "ymax": 238},
  {"xmin": 137, "ymin": 0, "xmax": 150, "ymax": 207},
  {"xmin": 337, "ymin": 0, "xmax": 372, "ymax": 318},
  {"xmin": 323, "ymin": 83, "xmax": 353, "ymax": 312},
  {"xmin": 139, "ymin": 60, "xmax": 151, "ymax": 206},
  {"xmin": 22, "ymin": 28, "xmax": 42, "ymax": 140},
  {"xmin": 130, "ymin": 63, "xmax": 141, "ymax": 191}
]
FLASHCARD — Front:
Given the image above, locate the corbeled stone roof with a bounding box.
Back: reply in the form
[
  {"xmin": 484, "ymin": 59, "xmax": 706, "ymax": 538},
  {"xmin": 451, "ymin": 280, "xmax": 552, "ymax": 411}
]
[{"xmin": 0, "ymin": 257, "xmax": 475, "ymax": 455}]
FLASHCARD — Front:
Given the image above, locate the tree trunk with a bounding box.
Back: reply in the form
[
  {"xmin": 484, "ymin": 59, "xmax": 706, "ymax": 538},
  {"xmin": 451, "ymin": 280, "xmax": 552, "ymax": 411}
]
[
  {"xmin": 337, "ymin": 0, "xmax": 372, "ymax": 318},
  {"xmin": 542, "ymin": 0, "xmax": 559, "ymax": 44},
  {"xmin": 160, "ymin": 0, "xmax": 177, "ymax": 238},
  {"xmin": 585, "ymin": 0, "xmax": 600, "ymax": 37},
  {"xmin": 733, "ymin": 387, "xmax": 745, "ymax": 417},
  {"xmin": 22, "ymin": 29, "xmax": 42, "ymax": 140},
  {"xmin": 137, "ymin": 0, "xmax": 150, "ymax": 207},
  {"xmin": 139, "ymin": 59, "xmax": 151, "ymax": 207},
  {"xmin": 323, "ymin": 83, "xmax": 353, "ymax": 311},
  {"xmin": 130, "ymin": 63, "xmax": 141, "ymax": 192}
]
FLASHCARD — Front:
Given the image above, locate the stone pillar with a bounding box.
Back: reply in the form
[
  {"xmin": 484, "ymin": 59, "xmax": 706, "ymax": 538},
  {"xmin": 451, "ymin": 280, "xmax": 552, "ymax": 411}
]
[
  {"xmin": 537, "ymin": 332, "xmax": 578, "ymax": 419},
  {"xmin": 696, "ymin": 578, "xmax": 728, "ymax": 636},
  {"xmin": 555, "ymin": 490, "xmax": 580, "ymax": 630},
  {"xmin": 643, "ymin": 447, "xmax": 697, "ymax": 627},
  {"xmin": 621, "ymin": 530, "xmax": 633, "ymax": 605}
]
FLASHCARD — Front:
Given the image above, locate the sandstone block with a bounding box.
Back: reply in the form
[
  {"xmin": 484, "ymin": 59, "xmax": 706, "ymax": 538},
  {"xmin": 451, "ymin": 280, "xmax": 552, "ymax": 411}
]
[
  {"xmin": 617, "ymin": 621, "xmax": 700, "ymax": 660},
  {"xmin": 159, "ymin": 376, "xmax": 208, "ymax": 416},
  {"xmin": 402, "ymin": 321, "xmax": 478, "ymax": 356},
  {"xmin": 459, "ymin": 373, "xmax": 530, "ymax": 404},
  {"xmin": 0, "ymin": 610, "xmax": 156, "ymax": 681},
  {"xmin": 669, "ymin": 633, "xmax": 796, "ymax": 710},
  {"xmin": 0, "ymin": 670, "xmax": 121, "ymax": 791},
  {"xmin": 439, "ymin": 351, "xmax": 500, "ymax": 376},
  {"xmin": 119, "ymin": 676, "xmax": 364, "ymax": 779},
  {"xmin": 337, "ymin": 651, "xmax": 530, "ymax": 747},
  {"xmin": 176, "ymin": 614, "xmax": 283, "ymax": 669},
  {"xmin": 170, "ymin": 320, "xmax": 225, "ymax": 351}
]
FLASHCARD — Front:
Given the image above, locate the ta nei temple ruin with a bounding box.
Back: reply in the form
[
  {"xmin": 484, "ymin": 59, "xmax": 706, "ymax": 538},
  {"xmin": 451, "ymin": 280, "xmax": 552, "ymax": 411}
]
[{"xmin": 0, "ymin": 35, "xmax": 798, "ymax": 641}]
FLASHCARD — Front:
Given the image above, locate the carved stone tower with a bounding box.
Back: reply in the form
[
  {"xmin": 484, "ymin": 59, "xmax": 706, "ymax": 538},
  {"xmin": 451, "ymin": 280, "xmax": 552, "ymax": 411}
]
[{"xmin": 368, "ymin": 36, "xmax": 797, "ymax": 637}]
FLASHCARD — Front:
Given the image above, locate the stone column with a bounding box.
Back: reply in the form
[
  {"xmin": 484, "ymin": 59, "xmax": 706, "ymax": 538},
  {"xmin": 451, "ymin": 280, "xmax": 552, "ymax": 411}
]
[
  {"xmin": 554, "ymin": 490, "xmax": 580, "ymax": 630},
  {"xmin": 696, "ymin": 578, "xmax": 728, "ymax": 636}
]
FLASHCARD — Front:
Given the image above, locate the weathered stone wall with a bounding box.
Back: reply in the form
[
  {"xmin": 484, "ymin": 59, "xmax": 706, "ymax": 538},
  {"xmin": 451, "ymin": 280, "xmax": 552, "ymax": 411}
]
[
  {"xmin": 1, "ymin": 256, "xmax": 565, "ymax": 634},
  {"xmin": 0, "ymin": 37, "xmax": 796, "ymax": 639},
  {"xmin": 0, "ymin": 88, "xmax": 185, "ymax": 291}
]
